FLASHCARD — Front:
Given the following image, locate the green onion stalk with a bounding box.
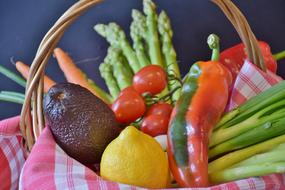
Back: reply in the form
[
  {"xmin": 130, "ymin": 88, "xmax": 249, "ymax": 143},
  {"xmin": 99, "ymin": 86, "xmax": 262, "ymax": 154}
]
[
  {"xmin": 0, "ymin": 91, "xmax": 25, "ymax": 104},
  {"xmin": 210, "ymin": 80, "xmax": 285, "ymax": 147},
  {"xmin": 0, "ymin": 64, "xmax": 26, "ymax": 87}
]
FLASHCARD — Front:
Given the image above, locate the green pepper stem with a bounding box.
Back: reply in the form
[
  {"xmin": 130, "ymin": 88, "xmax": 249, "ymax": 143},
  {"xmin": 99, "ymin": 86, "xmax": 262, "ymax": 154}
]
[
  {"xmin": 207, "ymin": 34, "xmax": 220, "ymax": 62},
  {"xmin": 273, "ymin": 50, "xmax": 285, "ymax": 61}
]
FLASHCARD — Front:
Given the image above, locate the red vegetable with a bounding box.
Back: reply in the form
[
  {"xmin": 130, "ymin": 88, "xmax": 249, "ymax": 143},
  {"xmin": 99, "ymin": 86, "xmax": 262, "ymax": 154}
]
[
  {"xmin": 220, "ymin": 41, "xmax": 277, "ymax": 80},
  {"xmin": 118, "ymin": 86, "xmax": 136, "ymax": 97},
  {"xmin": 111, "ymin": 89, "xmax": 146, "ymax": 124},
  {"xmin": 133, "ymin": 65, "xmax": 167, "ymax": 95},
  {"xmin": 141, "ymin": 115, "xmax": 169, "ymax": 137},
  {"xmin": 167, "ymin": 34, "xmax": 232, "ymax": 187},
  {"xmin": 146, "ymin": 102, "xmax": 173, "ymax": 118}
]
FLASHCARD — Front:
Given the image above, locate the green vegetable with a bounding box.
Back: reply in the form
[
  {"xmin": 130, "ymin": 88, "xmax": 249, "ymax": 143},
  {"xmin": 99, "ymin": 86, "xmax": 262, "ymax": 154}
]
[
  {"xmin": 105, "ymin": 47, "xmax": 133, "ymax": 90},
  {"xmin": 1, "ymin": 91, "xmax": 25, "ymax": 99},
  {"xmin": 210, "ymin": 81, "xmax": 285, "ymax": 147},
  {"xmin": 233, "ymin": 150, "xmax": 285, "ymax": 167},
  {"xmin": 209, "ymin": 117, "xmax": 285, "ymax": 159},
  {"xmin": 208, "ymin": 134, "xmax": 285, "ymax": 174},
  {"xmin": 94, "ymin": 23, "xmax": 141, "ymax": 73},
  {"xmin": 0, "ymin": 91, "xmax": 24, "ymax": 104},
  {"xmin": 273, "ymin": 50, "xmax": 285, "ymax": 61},
  {"xmin": 143, "ymin": 0, "xmax": 164, "ymax": 68},
  {"xmin": 99, "ymin": 62, "xmax": 120, "ymax": 99},
  {"xmin": 215, "ymin": 81, "xmax": 285, "ymax": 129},
  {"xmin": 130, "ymin": 10, "xmax": 150, "ymax": 68},
  {"xmin": 87, "ymin": 79, "xmax": 113, "ymax": 103},
  {"xmin": 0, "ymin": 64, "xmax": 26, "ymax": 87},
  {"xmin": 158, "ymin": 11, "xmax": 181, "ymax": 103},
  {"xmin": 210, "ymin": 162, "xmax": 285, "ymax": 184}
]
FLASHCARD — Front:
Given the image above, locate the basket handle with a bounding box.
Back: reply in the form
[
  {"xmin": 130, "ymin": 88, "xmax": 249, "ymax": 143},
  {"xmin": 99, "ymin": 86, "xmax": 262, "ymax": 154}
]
[
  {"xmin": 211, "ymin": 0, "xmax": 266, "ymax": 71},
  {"xmin": 20, "ymin": 0, "xmax": 102, "ymax": 152},
  {"xmin": 20, "ymin": 0, "xmax": 265, "ymax": 152}
]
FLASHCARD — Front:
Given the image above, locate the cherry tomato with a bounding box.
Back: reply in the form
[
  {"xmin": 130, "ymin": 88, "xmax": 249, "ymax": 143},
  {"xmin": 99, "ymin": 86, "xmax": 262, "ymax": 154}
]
[
  {"xmin": 119, "ymin": 86, "xmax": 136, "ymax": 97},
  {"xmin": 133, "ymin": 65, "xmax": 167, "ymax": 95},
  {"xmin": 146, "ymin": 102, "xmax": 173, "ymax": 117},
  {"xmin": 111, "ymin": 90, "xmax": 146, "ymax": 124},
  {"xmin": 141, "ymin": 115, "xmax": 169, "ymax": 137}
]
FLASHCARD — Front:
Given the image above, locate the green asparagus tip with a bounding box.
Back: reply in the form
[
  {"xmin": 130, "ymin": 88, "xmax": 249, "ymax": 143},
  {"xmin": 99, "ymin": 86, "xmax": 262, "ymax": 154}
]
[
  {"xmin": 131, "ymin": 9, "xmax": 147, "ymax": 39},
  {"xmin": 158, "ymin": 10, "xmax": 173, "ymax": 38},
  {"xmin": 94, "ymin": 24, "xmax": 107, "ymax": 37},
  {"xmin": 143, "ymin": 0, "xmax": 156, "ymax": 15},
  {"xmin": 132, "ymin": 9, "xmax": 140, "ymax": 17},
  {"xmin": 106, "ymin": 22, "xmax": 126, "ymax": 46}
]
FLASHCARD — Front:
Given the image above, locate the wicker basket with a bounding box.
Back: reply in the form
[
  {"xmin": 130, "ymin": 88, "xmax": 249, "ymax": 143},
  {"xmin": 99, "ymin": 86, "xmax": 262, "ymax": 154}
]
[{"xmin": 19, "ymin": 0, "xmax": 265, "ymax": 154}]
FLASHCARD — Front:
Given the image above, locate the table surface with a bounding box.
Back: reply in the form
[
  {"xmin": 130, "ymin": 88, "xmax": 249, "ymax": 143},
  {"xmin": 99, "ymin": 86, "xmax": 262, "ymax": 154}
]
[{"xmin": 1, "ymin": 0, "xmax": 285, "ymax": 119}]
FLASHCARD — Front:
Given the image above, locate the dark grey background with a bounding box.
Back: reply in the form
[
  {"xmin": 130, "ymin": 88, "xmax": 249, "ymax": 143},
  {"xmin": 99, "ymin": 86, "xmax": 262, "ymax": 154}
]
[{"xmin": 1, "ymin": 0, "xmax": 285, "ymax": 119}]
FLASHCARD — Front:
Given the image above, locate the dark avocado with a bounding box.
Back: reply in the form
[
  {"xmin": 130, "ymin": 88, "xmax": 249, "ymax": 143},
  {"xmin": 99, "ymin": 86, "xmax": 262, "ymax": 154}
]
[{"xmin": 44, "ymin": 82, "xmax": 119, "ymax": 164}]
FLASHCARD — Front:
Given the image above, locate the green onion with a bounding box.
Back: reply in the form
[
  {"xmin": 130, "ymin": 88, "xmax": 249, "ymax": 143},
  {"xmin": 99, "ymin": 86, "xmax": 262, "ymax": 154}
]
[
  {"xmin": 209, "ymin": 134, "xmax": 285, "ymax": 174},
  {"xmin": 0, "ymin": 65, "xmax": 26, "ymax": 87},
  {"xmin": 210, "ymin": 162, "xmax": 285, "ymax": 184},
  {"xmin": 209, "ymin": 117, "xmax": 285, "ymax": 159},
  {"xmin": 211, "ymin": 81, "xmax": 285, "ymax": 147},
  {"xmin": 0, "ymin": 92, "xmax": 24, "ymax": 104}
]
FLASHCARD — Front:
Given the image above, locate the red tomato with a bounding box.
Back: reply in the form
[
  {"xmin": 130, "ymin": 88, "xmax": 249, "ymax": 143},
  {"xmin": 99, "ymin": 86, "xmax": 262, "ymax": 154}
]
[
  {"xmin": 146, "ymin": 102, "xmax": 173, "ymax": 118},
  {"xmin": 119, "ymin": 86, "xmax": 136, "ymax": 97},
  {"xmin": 133, "ymin": 65, "xmax": 167, "ymax": 95},
  {"xmin": 141, "ymin": 115, "xmax": 169, "ymax": 137},
  {"xmin": 111, "ymin": 90, "xmax": 146, "ymax": 124}
]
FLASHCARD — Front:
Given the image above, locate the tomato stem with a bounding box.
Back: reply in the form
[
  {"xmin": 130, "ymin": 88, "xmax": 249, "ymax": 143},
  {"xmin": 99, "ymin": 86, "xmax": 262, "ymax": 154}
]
[
  {"xmin": 273, "ymin": 50, "xmax": 285, "ymax": 61},
  {"xmin": 168, "ymin": 73, "xmax": 183, "ymax": 86},
  {"xmin": 159, "ymin": 86, "xmax": 181, "ymax": 101},
  {"xmin": 207, "ymin": 34, "xmax": 220, "ymax": 62}
]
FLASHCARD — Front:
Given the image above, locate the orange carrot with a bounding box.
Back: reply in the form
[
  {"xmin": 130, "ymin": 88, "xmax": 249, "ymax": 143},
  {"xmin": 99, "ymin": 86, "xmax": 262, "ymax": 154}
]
[
  {"xmin": 15, "ymin": 61, "xmax": 56, "ymax": 93},
  {"xmin": 53, "ymin": 48, "xmax": 112, "ymax": 104}
]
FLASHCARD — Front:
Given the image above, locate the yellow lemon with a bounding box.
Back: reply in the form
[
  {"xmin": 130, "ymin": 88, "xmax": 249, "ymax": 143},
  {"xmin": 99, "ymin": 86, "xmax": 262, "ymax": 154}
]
[{"xmin": 100, "ymin": 126, "xmax": 169, "ymax": 188}]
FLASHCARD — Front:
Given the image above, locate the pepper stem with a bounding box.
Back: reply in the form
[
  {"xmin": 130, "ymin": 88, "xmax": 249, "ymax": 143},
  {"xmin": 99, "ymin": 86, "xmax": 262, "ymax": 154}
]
[
  {"xmin": 273, "ymin": 50, "xmax": 285, "ymax": 61},
  {"xmin": 207, "ymin": 34, "xmax": 220, "ymax": 62}
]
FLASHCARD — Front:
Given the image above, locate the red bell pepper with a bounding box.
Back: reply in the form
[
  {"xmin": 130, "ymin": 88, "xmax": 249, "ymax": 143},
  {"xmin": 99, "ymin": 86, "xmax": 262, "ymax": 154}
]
[
  {"xmin": 167, "ymin": 34, "xmax": 232, "ymax": 187},
  {"xmin": 220, "ymin": 41, "xmax": 277, "ymax": 80}
]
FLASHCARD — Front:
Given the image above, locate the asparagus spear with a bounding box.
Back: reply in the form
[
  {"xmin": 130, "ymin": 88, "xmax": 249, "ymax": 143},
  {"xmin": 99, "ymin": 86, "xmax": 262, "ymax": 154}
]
[
  {"xmin": 208, "ymin": 134, "xmax": 285, "ymax": 174},
  {"xmin": 131, "ymin": 10, "xmax": 150, "ymax": 68},
  {"xmin": 210, "ymin": 162, "xmax": 285, "ymax": 184},
  {"xmin": 94, "ymin": 23, "xmax": 141, "ymax": 73},
  {"xmin": 158, "ymin": 11, "xmax": 181, "ymax": 102},
  {"xmin": 87, "ymin": 79, "xmax": 113, "ymax": 103},
  {"xmin": 121, "ymin": 53, "xmax": 134, "ymax": 77},
  {"xmin": 106, "ymin": 47, "xmax": 133, "ymax": 90},
  {"xmin": 143, "ymin": 0, "xmax": 164, "ymax": 68},
  {"xmin": 99, "ymin": 62, "xmax": 120, "ymax": 100}
]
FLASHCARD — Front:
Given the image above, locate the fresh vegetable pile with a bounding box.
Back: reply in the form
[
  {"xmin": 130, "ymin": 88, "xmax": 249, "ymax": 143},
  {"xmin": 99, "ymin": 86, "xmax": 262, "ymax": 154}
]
[{"xmin": 1, "ymin": 0, "xmax": 285, "ymax": 189}]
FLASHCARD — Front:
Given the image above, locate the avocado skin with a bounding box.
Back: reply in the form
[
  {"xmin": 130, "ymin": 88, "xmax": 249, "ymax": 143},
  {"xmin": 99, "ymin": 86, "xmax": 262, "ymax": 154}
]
[{"xmin": 44, "ymin": 83, "xmax": 119, "ymax": 164}]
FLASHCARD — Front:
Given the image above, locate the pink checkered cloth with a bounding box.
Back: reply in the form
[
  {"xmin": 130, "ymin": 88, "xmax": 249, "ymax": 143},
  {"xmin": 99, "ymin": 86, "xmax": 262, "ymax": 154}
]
[{"xmin": 1, "ymin": 60, "xmax": 285, "ymax": 190}]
